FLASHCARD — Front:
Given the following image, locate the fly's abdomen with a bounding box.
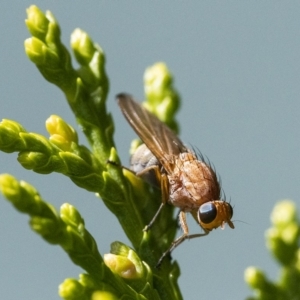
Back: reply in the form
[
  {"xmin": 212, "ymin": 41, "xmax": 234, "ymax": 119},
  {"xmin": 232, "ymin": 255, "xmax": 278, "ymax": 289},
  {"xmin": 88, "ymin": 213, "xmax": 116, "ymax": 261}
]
[{"xmin": 130, "ymin": 143, "xmax": 160, "ymax": 187}]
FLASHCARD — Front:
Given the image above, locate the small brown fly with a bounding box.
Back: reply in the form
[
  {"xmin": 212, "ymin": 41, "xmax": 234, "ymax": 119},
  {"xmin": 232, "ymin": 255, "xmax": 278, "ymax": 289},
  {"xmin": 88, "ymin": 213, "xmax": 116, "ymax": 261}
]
[{"xmin": 117, "ymin": 93, "xmax": 234, "ymax": 266}]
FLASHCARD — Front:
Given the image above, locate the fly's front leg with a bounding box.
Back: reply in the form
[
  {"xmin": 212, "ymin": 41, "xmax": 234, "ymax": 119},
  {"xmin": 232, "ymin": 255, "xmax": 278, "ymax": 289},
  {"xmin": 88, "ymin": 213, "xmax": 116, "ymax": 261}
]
[
  {"xmin": 156, "ymin": 211, "xmax": 209, "ymax": 267},
  {"xmin": 156, "ymin": 211, "xmax": 189, "ymax": 266}
]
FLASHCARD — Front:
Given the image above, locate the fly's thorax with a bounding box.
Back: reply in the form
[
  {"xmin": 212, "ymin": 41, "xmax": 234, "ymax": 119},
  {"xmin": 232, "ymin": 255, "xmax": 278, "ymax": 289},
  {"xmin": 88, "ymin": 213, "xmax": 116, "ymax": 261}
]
[
  {"xmin": 196, "ymin": 200, "xmax": 234, "ymax": 231},
  {"xmin": 168, "ymin": 152, "xmax": 220, "ymax": 209},
  {"xmin": 130, "ymin": 143, "xmax": 160, "ymax": 187}
]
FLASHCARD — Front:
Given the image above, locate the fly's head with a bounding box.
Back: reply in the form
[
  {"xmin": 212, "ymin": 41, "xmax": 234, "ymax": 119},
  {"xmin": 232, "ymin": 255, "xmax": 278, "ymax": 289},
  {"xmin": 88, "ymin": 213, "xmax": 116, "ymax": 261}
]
[{"xmin": 196, "ymin": 200, "xmax": 234, "ymax": 231}]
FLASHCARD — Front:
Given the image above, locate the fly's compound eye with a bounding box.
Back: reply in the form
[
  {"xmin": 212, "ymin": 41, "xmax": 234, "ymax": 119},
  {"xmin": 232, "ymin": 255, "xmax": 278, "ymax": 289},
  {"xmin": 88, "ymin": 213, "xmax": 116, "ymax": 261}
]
[{"xmin": 198, "ymin": 202, "xmax": 217, "ymax": 225}]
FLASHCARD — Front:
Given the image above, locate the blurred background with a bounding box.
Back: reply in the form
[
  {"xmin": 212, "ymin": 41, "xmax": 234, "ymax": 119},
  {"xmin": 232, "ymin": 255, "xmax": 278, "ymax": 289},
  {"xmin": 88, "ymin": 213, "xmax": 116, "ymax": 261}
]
[{"xmin": 1, "ymin": 2, "xmax": 300, "ymax": 299}]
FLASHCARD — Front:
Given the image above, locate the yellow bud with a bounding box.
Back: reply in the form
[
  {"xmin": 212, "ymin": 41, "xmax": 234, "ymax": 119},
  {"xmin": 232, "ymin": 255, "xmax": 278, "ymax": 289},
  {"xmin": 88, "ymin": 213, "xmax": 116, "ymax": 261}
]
[
  {"xmin": 281, "ymin": 223, "xmax": 299, "ymax": 244},
  {"xmin": 46, "ymin": 115, "xmax": 78, "ymax": 151},
  {"xmin": 244, "ymin": 266, "xmax": 266, "ymax": 289},
  {"xmin": 25, "ymin": 5, "xmax": 49, "ymax": 40},
  {"xmin": 271, "ymin": 200, "xmax": 297, "ymax": 227},
  {"xmin": 104, "ymin": 253, "xmax": 137, "ymax": 279},
  {"xmin": 92, "ymin": 291, "xmax": 118, "ymax": 300},
  {"xmin": 144, "ymin": 62, "xmax": 172, "ymax": 95},
  {"xmin": 58, "ymin": 278, "xmax": 84, "ymax": 298},
  {"xmin": 71, "ymin": 28, "xmax": 95, "ymax": 66},
  {"xmin": 60, "ymin": 203, "xmax": 84, "ymax": 228},
  {"xmin": 0, "ymin": 174, "xmax": 19, "ymax": 199}
]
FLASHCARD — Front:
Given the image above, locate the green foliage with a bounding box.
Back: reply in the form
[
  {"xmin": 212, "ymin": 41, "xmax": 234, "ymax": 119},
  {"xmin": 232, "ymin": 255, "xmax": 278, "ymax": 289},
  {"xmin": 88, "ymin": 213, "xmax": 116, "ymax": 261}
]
[
  {"xmin": 245, "ymin": 200, "xmax": 300, "ymax": 300},
  {"xmin": 1, "ymin": 5, "xmax": 299, "ymax": 300},
  {"xmin": 0, "ymin": 5, "xmax": 182, "ymax": 300}
]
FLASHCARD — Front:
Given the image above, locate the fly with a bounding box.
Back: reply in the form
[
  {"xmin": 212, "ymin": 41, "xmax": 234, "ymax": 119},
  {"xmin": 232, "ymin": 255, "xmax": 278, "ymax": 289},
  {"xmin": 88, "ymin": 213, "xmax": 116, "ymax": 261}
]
[{"xmin": 117, "ymin": 93, "xmax": 234, "ymax": 266}]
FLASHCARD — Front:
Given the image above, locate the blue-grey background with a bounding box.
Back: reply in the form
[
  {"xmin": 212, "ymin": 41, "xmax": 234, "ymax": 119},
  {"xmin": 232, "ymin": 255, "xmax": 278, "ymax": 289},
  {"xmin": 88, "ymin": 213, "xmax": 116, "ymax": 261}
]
[{"xmin": 1, "ymin": 2, "xmax": 299, "ymax": 299}]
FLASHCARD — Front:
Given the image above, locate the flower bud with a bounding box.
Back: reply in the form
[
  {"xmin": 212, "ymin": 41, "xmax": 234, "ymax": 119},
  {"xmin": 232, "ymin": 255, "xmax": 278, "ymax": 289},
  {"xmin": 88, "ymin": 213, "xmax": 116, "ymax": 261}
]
[
  {"xmin": 104, "ymin": 253, "xmax": 137, "ymax": 279},
  {"xmin": 266, "ymin": 226, "xmax": 299, "ymax": 266},
  {"xmin": 71, "ymin": 29, "xmax": 95, "ymax": 66},
  {"xmin": 60, "ymin": 203, "xmax": 84, "ymax": 229},
  {"xmin": 266, "ymin": 200, "xmax": 299, "ymax": 266},
  {"xmin": 92, "ymin": 291, "xmax": 118, "ymax": 300},
  {"xmin": 58, "ymin": 278, "xmax": 84, "ymax": 299},
  {"xmin": 0, "ymin": 174, "xmax": 21, "ymax": 202},
  {"xmin": 144, "ymin": 62, "xmax": 172, "ymax": 98},
  {"xmin": 143, "ymin": 62, "xmax": 180, "ymax": 133},
  {"xmin": 25, "ymin": 5, "xmax": 49, "ymax": 40},
  {"xmin": 244, "ymin": 267, "xmax": 267, "ymax": 289},
  {"xmin": 24, "ymin": 37, "xmax": 59, "ymax": 66},
  {"xmin": 44, "ymin": 10, "xmax": 61, "ymax": 43},
  {"xmin": 17, "ymin": 151, "xmax": 48, "ymax": 171},
  {"xmin": 46, "ymin": 115, "xmax": 78, "ymax": 151},
  {"xmin": 0, "ymin": 119, "xmax": 26, "ymax": 152},
  {"xmin": 270, "ymin": 200, "xmax": 297, "ymax": 227}
]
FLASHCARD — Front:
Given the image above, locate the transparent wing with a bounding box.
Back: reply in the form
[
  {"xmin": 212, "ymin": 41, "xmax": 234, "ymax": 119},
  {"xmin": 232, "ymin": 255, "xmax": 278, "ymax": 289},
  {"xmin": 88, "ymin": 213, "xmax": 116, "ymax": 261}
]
[{"xmin": 117, "ymin": 93, "xmax": 187, "ymax": 173}]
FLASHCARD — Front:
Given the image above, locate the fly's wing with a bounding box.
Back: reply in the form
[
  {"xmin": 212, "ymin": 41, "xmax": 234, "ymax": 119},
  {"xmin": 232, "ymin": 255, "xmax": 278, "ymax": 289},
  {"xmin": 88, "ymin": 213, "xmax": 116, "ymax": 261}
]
[{"xmin": 117, "ymin": 93, "xmax": 187, "ymax": 174}]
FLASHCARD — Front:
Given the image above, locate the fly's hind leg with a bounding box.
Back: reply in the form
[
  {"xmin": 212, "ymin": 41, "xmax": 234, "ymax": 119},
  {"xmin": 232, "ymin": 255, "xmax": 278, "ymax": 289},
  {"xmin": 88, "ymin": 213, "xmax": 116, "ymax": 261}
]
[
  {"xmin": 108, "ymin": 159, "xmax": 169, "ymax": 233},
  {"xmin": 136, "ymin": 166, "xmax": 169, "ymax": 232}
]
